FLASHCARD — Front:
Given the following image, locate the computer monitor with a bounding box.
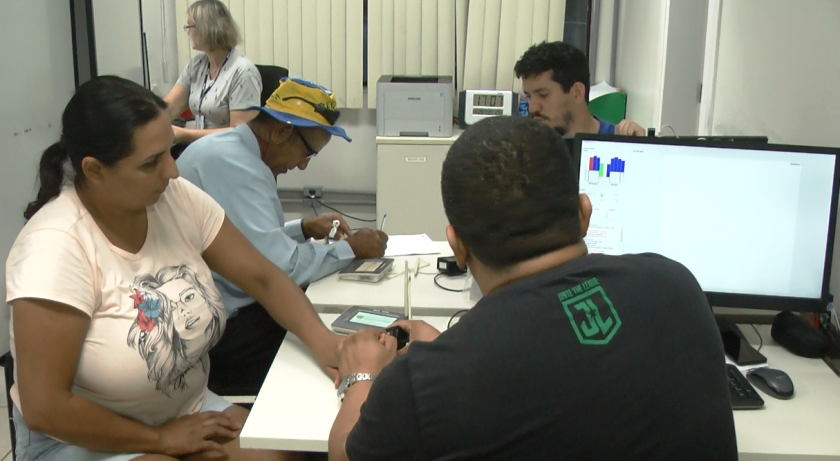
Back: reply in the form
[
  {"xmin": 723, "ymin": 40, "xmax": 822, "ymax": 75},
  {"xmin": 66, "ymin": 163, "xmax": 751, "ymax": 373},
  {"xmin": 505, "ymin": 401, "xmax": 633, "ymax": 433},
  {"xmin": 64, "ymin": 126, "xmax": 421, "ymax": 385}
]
[{"xmin": 572, "ymin": 134, "xmax": 840, "ymax": 312}]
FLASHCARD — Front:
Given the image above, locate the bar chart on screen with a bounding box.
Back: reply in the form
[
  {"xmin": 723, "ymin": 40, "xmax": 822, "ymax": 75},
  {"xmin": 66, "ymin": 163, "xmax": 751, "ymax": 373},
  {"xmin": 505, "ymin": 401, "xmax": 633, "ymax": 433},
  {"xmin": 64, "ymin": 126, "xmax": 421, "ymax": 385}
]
[{"xmin": 586, "ymin": 156, "xmax": 626, "ymax": 185}]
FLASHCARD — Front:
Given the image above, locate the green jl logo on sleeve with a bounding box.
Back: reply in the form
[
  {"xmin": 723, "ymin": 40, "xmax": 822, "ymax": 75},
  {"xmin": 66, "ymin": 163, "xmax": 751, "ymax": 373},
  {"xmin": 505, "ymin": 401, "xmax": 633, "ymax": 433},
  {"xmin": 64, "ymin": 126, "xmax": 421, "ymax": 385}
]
[{"xmin": 558, "ymin": 277, "xmax": 621, "ymax": 345}]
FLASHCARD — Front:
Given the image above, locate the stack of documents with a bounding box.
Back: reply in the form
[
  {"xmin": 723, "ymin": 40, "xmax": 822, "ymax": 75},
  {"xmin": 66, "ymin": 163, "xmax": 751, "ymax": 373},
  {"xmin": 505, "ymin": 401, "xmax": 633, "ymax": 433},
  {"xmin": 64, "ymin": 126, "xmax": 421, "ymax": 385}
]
[{"xmin": 384, "ymin": 234, "xmax": 441, "ymax": 257}]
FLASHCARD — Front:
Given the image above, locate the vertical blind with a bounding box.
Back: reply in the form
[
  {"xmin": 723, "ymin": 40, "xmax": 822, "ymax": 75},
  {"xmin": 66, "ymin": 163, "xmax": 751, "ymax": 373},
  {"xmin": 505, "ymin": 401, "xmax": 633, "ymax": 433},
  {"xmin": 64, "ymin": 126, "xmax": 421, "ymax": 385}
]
[
  {"xmin": 366, "ymin": 0, "xmax": 460, "ymax": 108},
  {"xmin": 462, "ymin": 0, "xmax": 566, "ymax": 93},
  {"xmin": 175, "ymin": 0, "xmax": 364, "ymax": 108},
  {"xmin": 175, "ymin": 0, "xmax": 568, "ymax": 109}
]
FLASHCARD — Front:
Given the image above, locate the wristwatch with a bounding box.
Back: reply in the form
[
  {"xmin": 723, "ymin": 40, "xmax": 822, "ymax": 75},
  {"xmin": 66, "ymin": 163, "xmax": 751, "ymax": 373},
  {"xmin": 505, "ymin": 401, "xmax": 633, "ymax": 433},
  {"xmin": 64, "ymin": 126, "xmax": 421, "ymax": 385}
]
[{"xmin": 337, "ymin": 373, "xmax": 376, "ymax": 402}]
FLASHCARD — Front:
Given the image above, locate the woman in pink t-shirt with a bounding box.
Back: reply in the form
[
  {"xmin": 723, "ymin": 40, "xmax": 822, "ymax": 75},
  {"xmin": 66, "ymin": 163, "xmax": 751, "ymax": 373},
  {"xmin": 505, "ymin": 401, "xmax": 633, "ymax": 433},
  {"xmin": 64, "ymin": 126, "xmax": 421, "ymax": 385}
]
[{"xmin": 5, "ymin": 76, "xmax": 338, "ymax": 461}]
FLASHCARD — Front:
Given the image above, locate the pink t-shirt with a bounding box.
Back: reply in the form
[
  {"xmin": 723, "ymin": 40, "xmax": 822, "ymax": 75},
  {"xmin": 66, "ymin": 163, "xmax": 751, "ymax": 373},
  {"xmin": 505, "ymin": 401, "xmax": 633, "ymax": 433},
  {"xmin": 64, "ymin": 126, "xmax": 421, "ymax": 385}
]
[{"xmin": 6, "ymin": 178, "xmax": 226, "ymax": 426}]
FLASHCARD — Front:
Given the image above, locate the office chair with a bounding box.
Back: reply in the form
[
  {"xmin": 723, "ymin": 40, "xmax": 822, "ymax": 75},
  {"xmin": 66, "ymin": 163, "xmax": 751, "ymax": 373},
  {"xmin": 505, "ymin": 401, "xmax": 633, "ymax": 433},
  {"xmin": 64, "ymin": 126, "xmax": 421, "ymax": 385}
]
[
  {"xmin": 170, "ymin": 65, "xmax": 288, "ymax": 161},
  {"xmin": 255, "ymin": 64, "xmax": 289, "ymax": 105},
  {"xmin": 2, "ymin": 353, "xmax": 16, "ymax": 460}
]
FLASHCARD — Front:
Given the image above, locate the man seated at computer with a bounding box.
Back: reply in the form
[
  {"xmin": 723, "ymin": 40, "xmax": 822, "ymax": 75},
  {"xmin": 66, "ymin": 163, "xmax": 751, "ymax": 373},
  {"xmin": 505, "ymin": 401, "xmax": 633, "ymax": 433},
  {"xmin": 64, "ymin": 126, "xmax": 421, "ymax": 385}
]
[
  {"xmin": 327, "ymin": 116, "xmax": 736, "ymax": 460},
  {"xmin": 177, "ymin": 77, "xmax": 389, "ymax": 395},
  {"xmin": 515, "ymin": 41, "xmax": 646, "ymax": 137}
]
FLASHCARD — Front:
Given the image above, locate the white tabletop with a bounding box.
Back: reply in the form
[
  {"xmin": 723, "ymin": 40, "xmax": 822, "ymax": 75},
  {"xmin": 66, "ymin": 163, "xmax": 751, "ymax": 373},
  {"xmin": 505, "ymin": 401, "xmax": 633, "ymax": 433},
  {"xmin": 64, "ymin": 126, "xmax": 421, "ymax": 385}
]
[
  {"xmin": 240, "ymin": 321, "xmax": 840, "ymax": 458},
  {"xmin": 240, "ymin": 314, "xmax": 451, "ymax": 452},
  {"xmin": 733, "ymin": 327, "xmax": 840, "ymax": 460},
  {"xmin": 306, "ymin": 242, "xmax": 476, "ymax": 316}
]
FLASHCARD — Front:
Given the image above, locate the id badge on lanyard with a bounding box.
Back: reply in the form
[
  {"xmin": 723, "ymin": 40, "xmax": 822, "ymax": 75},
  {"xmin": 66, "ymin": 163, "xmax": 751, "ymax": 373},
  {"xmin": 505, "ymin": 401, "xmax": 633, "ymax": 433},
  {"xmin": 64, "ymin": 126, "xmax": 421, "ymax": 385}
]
[{"xmin": 196, "ymin": 52, "xmax": 230, "ymax": 132}]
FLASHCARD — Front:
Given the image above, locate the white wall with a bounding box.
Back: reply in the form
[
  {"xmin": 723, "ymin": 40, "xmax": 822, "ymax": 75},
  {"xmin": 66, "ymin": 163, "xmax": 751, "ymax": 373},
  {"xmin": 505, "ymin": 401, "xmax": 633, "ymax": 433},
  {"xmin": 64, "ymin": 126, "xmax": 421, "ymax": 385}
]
[
  {"xmin": 141, "ymin": 0, "xmax": 181, "ymax": 97},
  {"xmin": 91, "ymin": 0, "xmax": 145, "ymax": 85},
  {"xmin": 708, "ymin": 0, "xmax": 840, "ymax": 146},
  {"xmin": 613, "ymin": 0, "xmax": 707, "ymax": 135},
  {"xmin": 592, "ymin": 0, "xmax": 616, "ymax": 84},
  {"xmin": 277, "ymin": 107, "xmax": 378, "ymax": 193},
  {"xmin": 657, "ymin": 0, "xmax": 707, "ymax": 135},
  {"xmin": 614, "ymin": 0, "xmax": 667, "ymax": 129},
  {"xmin": 0, "ymin": 1, "xmax": 77, "ymax": 356}
]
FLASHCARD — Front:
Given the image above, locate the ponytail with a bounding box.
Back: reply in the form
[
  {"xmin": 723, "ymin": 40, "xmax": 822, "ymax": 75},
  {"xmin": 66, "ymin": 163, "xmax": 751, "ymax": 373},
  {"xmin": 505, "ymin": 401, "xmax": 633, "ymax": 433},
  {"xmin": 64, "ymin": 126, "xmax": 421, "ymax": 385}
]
[
  {"xmin": 23, "ymin": 76, "xmax": 168, "ymax": 221},
  {"xmin": 24, "ymin": 142, "xmax": 68, "ymax": 220}
]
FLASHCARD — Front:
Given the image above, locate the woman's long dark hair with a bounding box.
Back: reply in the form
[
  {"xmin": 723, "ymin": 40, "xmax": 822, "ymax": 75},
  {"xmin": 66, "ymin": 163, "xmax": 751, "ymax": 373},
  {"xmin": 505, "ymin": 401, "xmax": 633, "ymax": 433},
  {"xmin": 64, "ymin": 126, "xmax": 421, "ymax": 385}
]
[{"xmin": 24, "ymin": 76, "xmax": 168, "ymax": 220}]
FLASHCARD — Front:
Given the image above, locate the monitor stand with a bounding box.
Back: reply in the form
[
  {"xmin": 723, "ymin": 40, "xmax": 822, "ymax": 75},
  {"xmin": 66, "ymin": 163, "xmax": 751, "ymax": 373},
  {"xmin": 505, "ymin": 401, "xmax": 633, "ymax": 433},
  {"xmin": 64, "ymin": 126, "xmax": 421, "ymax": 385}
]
[{"xmin": 716, "ymin": 316, "xmax": 768, "ymax": 366}]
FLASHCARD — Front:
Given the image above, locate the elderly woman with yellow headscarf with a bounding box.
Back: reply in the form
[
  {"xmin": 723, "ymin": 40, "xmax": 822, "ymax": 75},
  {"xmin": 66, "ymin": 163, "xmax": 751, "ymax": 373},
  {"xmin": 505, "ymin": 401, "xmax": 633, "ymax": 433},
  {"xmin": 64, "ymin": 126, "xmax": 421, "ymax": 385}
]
[{"xmin": 164, "ymin": 0, "xmax": 261, "ymax": 145}]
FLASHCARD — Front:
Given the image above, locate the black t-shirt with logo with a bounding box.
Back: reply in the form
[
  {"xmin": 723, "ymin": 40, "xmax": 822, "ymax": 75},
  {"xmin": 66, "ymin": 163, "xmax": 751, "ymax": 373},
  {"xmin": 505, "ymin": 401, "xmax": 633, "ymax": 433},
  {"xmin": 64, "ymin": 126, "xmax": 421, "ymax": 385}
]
[{"xmin": 345, "ymin": 253, "xmax": 737, "ymax": 461}]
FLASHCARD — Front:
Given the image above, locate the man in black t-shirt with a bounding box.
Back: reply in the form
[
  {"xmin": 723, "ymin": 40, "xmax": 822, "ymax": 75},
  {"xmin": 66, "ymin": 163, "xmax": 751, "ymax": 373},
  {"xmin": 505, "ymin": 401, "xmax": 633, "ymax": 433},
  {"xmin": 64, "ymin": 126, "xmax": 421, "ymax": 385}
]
[{"xmin": 328, "ymin": 117, "xmax": 737, "ymax": 461}]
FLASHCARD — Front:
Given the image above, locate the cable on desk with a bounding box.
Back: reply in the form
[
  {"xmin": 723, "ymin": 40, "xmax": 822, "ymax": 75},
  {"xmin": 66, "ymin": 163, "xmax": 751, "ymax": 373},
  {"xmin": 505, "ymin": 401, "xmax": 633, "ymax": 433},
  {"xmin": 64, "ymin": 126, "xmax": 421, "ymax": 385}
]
[
  {"xmin": 311, "ymin": 201, "xmax": 319, "ymax": 217},
  {"xmin": 314, "ymin": 198, "xmax": 376, "ymax": 222},
  {"xmin": 750, "ymin": 324, "xmax": 763, "ymax": 352},
  {"xmin": 385, "ymin": 270, "xmax": 405, "ymax": 280},
  {"xmin": 434, "ymin": 273, "xmax": 468, "ymax": 293},
  {"xmin": 448, "ymin": 309, "xmax": 470, "ymax": 329}
]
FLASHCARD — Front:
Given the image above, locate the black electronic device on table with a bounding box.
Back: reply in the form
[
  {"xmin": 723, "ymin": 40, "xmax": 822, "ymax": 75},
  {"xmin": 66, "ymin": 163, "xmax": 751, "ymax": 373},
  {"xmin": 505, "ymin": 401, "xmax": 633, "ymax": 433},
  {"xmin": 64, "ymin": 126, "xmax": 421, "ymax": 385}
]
[
  {"xmin": 384, "ymin": 325, "xmax": 409, "ymax": 350},
  {"xmin": 330, "ymin": 308, "xmax": 409, "ymax": 350},
  {"xmin": 718, "ymin": 317, "xmax": 766, "ymax": 366},
  {"xmin": 331, "ymin": 306, "xmax": 405, "ymax": 335},
  {"xmin": 338, "ymin": 258, "xmax": 394, "ymax": 283},
  {"xmin": 726, "ymin": 364, "xmax": 765, "ymax": 410}
]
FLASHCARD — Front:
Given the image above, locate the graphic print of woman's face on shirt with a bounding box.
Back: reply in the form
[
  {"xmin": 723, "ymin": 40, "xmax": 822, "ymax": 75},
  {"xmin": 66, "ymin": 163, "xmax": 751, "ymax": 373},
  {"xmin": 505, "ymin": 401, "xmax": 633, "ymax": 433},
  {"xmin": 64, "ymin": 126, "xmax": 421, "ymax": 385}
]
[
  {"xmin": 157, "ymin": 278, "xmax": 213, "ymax": 343},
  {"xmin": 127, "ymin": 265, "xmax": 226, "ymax": 395}
]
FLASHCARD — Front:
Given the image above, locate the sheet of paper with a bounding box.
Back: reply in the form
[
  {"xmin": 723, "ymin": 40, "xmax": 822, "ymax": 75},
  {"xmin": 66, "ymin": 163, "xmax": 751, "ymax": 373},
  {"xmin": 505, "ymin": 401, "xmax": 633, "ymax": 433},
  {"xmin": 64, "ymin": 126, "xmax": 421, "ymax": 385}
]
[
  {"xmin": 590, "ymin": 80, "xmax": 619, "ymax": 101},
  {"xmin": 384, "ymin": 234, "xmax": 441, "ymax": 257}
]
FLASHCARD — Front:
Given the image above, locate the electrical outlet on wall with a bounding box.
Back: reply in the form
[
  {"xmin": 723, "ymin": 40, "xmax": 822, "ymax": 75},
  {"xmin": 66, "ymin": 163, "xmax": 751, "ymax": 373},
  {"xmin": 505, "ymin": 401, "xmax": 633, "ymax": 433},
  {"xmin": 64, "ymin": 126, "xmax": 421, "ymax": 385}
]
[{"xmin": 302, "ymin": 186, "xmax": 323, "ymax": 208}]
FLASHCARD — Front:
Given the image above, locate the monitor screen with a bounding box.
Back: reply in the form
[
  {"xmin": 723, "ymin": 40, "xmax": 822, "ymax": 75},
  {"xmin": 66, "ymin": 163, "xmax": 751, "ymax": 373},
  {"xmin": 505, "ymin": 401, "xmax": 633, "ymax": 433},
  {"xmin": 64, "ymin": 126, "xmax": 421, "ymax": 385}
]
[{"xmin": 576, "ymin": 137, "xmax": 839, "ymax": 310}]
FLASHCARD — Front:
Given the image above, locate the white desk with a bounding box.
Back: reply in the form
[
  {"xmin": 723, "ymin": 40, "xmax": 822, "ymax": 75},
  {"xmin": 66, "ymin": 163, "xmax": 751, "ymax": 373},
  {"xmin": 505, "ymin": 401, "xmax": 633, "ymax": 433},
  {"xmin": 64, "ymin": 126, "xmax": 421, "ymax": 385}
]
[
  {"xmin": 240, "ymin": 321, "xmax": 840, "ymax": 459},
  {"xmin": 734, "ymin": 327, "xmax": 840, "ymax": 460},
  {"xmin": 306, "ymin": 242, "xmax": 476, "ymax": 316},
  {"xmin": 240, "ymin": 314, "xmax": 451, "ymax": 452}
]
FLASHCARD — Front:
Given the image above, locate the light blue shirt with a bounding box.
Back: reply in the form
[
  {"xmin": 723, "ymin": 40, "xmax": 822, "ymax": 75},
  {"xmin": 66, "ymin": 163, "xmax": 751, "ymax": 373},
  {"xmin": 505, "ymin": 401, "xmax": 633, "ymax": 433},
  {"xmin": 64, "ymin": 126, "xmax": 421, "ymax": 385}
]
[{"xmin": 177, "ymin": 124, "xmax": 355, "ymax": 316}]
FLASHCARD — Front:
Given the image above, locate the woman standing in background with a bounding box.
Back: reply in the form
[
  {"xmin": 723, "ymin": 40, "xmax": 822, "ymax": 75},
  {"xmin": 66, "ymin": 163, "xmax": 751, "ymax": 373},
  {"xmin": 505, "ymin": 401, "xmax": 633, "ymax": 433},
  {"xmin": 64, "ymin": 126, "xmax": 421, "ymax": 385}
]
[{"xmin": 164, "ymin": 0, "xmax": 262, "ymax": 147}]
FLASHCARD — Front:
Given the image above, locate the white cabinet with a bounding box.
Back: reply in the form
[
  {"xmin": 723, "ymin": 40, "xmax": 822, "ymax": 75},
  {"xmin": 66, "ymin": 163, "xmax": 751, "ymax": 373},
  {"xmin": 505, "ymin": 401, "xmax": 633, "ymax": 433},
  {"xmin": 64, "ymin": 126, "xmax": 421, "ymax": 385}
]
[{"xmin": 376, "ymin": 131, "xmax": 462, "ymax": 241}]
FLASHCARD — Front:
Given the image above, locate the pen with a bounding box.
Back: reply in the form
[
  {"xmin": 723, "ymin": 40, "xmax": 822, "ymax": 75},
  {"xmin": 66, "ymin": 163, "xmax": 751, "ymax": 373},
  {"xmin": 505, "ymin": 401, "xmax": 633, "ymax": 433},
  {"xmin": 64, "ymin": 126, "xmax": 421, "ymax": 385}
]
[
  {"xmin": 379, "ymin": 214, "xmax": 387, "ymax": 232},
  {"xmin": 328, "ymin": 220, "xmax": 340, "ymax": 240}
]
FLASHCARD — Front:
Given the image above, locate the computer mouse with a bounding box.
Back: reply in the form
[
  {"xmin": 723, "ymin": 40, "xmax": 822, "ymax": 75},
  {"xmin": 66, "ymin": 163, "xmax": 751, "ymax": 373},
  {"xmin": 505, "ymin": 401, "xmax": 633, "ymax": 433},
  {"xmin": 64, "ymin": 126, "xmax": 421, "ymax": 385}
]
[{"xmin": 747, "ymin": 367, "xmax": 794, "ymax": 399}]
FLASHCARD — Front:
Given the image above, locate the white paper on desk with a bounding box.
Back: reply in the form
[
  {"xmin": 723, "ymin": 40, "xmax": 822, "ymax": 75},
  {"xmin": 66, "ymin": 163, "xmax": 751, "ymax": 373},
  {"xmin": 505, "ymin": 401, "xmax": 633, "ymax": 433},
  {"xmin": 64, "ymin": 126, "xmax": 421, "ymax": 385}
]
[{"xmin": 384, "ymin": 234, "xmax": 441, "ymax": 257}]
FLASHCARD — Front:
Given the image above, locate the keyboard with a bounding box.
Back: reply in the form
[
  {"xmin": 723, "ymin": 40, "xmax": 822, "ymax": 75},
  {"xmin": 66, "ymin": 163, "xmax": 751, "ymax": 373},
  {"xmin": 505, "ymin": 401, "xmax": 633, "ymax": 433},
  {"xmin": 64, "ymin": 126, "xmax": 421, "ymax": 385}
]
[{"xmin": 727, "ymin": 364, "xmax": 764, "ymax": 410}]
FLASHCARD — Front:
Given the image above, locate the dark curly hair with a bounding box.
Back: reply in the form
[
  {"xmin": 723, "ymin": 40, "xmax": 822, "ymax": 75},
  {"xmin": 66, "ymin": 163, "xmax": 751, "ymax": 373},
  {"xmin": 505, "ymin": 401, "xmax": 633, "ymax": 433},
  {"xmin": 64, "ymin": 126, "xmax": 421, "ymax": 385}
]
[
  {"xmin": 514, "ymin": 41, "xmax": 592, "ymax": 103},
  {"xmin": 441, "ymin": 116, "xmax": 581, "ymax": 269}
]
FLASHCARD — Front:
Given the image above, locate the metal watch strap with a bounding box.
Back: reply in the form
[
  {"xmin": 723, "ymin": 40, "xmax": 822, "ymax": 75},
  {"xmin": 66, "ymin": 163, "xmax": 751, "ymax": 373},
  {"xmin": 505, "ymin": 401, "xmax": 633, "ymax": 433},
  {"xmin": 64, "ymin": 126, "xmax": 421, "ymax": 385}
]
[{"xmin": 337, "ymin": 373, "xmax": 376, "ymax": 401}]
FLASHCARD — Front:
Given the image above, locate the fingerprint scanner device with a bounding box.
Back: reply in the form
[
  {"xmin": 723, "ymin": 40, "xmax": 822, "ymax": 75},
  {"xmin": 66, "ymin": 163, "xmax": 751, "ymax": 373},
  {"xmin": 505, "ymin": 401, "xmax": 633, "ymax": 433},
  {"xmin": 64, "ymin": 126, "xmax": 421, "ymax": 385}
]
[
  {"xmin": 331, "ymin": 307, "xmax": 406, "ymax": 335},
  {"xmin": 331, "ymin": 262, "xmax": 413, "ymax": 335},
  {"xmin": 338, "ymin": 258, "xmax": 394, "ymax": 283}
]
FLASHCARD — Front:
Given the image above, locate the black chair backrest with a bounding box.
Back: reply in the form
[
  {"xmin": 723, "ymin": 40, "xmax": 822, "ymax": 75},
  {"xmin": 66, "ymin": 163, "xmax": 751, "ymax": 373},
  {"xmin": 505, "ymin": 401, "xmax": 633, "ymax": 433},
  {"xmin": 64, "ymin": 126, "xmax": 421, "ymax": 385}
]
[
  {"xmin": 255, "ymin": 65, "xmax": 289, "ymax": 106},
  {"xmin": 2, "ymin": 352, "xmax": 16, "ymax": 459}
]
